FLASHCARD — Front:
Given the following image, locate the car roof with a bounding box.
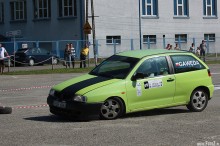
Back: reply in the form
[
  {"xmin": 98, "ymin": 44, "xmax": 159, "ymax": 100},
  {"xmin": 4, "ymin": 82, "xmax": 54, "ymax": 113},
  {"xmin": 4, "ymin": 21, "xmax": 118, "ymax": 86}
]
[{"xmin": 117, "ymin": 49, "xmax": 189, "ymax": 59}]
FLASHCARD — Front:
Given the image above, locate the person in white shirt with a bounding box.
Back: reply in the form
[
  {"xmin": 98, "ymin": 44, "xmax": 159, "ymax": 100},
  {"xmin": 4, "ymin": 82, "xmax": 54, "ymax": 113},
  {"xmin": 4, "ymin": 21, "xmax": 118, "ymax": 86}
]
[{"xmin": 0, "ymin": 43, "xmax": 9, "ymax": 74}]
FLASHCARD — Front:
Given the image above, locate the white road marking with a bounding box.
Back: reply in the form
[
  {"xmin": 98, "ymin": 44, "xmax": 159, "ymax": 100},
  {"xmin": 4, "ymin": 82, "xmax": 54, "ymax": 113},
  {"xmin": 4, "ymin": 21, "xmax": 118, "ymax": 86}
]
[
  {"xmin": 212, "ymin": 73, "xmax": 220, "ymax": 75},
  {"xmin": 214, "ymin": 85, "xmax": 220, "ymax": 91}
]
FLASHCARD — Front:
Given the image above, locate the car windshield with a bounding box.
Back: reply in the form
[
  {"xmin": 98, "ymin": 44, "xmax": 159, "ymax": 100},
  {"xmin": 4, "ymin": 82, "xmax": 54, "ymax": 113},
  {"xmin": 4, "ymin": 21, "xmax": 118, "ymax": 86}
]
[
  {"xmin": 89, "ymin": 55, "xmax": 140, "ymax": 79},
  {"xmin": 16, "ymin": 48, "xmax": 28, "ymax": 53}
]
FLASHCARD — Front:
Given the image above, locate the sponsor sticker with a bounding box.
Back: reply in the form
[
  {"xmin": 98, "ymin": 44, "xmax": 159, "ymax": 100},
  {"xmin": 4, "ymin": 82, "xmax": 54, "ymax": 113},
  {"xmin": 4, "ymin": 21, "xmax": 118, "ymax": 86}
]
[
  {"xmin": 175, "ymin": 60, "xmax": 199, "ymax": 67},
  {"xmin": 144, "ymin": 79, "xmax": 163, "ymax": 89},
  {"xmin": 136, "ymin": 82, "xmax": 142, "ymax": 96}
]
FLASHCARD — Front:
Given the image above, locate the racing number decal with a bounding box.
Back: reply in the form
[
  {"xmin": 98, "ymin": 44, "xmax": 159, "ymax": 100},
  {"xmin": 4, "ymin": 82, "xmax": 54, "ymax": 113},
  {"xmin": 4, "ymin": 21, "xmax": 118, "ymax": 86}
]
[{"xmin": 144, "ymin": 79, "xmax": 163, "ymax": 89}]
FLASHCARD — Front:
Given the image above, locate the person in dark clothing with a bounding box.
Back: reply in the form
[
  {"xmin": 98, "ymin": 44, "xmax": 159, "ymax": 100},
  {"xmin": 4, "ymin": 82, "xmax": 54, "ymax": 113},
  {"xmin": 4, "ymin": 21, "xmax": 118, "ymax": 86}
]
[{"xmin": 200, "ymin": 40, "xmax": 207, "ymax": 62}]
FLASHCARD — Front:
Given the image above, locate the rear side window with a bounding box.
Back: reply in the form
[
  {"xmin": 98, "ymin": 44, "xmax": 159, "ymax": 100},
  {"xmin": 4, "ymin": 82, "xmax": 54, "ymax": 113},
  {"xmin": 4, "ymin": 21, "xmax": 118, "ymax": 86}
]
[
  {"xmin": 136, "ymin": 56, "xmax": 170, "ymax": 78},
  {"xmin": 171, "ymin": 55, "xmax": 205, "ymax": 74}
]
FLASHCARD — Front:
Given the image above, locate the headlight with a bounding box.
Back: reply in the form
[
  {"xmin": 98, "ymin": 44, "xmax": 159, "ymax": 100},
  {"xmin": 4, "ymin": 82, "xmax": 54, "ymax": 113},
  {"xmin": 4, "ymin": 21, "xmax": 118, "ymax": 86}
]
[
  {"xmin": 49, "ymin": 89, "xmax": 55, "ymax": 96},
  {"xmin": 73, "ymin": 95, "xmax": 87, "ymax": 102}
]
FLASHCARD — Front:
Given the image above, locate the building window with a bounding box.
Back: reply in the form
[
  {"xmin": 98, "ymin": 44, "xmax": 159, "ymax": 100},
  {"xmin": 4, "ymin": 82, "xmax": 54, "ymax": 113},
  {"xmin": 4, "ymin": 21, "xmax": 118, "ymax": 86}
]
[
  {"xmin": 34, "ymin": 0, "xmax": 51, "ymax": 19},
  {"xmin": 203, "ymin": 0, "xmax": 217, "ymax": 17},
  {"xmin": 10, "ymin": 1, "xmax": 27, "ymax": 21},
  {"xmin": 58, "ymin": 0, "xmax": 77, "ymax": 17},
  {"xmin": 106, "ymin": 36, "xmax": 121, "ymax": 44},
  {"xmin": 143, "ymin": 35, "xmax": 156, "ymax": 44},
  {"xmin": 204, "ymin": 34, "xmax": 215, "ymax": 42},
  {"xmin": 174, "ymin": 0, "xmax": 188, "ymax": 16},
  {"xmin": 142, "ymin": 0, "xmax": 158, "ymax": 16},
  {"xmin": 0, "ymin": 3, "xmax": 4, "ymax": 23},
  {"xmin": 175, "ymin": 34, "xmax": 187, "ymax": 43}
]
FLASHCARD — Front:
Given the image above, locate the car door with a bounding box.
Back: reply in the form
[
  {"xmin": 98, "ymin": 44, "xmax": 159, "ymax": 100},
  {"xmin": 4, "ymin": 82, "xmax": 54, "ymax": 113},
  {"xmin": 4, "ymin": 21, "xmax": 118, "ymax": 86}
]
[
  {"xmin": 29, "ymin": 48, "xmax": 40, "ymax": 63},
  {"xmin": 126, "ymin": 56, "xmax": 176, "ymax": 112},
  {"xmin": 37, "ymin": 48, "xmax": 51, "ymax": 64}
]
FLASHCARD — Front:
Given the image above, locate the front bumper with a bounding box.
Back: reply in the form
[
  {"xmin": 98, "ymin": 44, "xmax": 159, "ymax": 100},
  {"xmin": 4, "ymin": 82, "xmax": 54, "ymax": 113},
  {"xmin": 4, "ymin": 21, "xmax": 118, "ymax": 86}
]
[{"xmin": 47, "ymin": 95, "xmax": 103, "ymax": 119}]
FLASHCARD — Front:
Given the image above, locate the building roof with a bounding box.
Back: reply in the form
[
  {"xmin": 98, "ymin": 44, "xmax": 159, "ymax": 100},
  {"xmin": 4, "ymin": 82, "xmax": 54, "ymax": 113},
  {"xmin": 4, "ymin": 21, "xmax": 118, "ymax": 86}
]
[{"xmin": 117, "ymin": 49, "xmax": 187, "ymax": 58}]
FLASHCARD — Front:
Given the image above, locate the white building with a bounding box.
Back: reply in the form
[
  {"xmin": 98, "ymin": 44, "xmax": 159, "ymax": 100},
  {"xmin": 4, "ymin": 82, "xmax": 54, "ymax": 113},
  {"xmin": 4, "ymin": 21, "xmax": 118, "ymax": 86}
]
[{"xmin": 88, "ymin": 0, "xmax": 220, "ymax": 57}]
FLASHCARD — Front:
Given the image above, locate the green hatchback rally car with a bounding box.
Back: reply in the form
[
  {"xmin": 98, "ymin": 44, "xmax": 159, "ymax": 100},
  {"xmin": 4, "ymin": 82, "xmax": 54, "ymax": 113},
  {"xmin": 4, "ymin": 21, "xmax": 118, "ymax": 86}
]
[{"xmin": 47, "ymin": 49, "xmax": 214, "ymax": 120}]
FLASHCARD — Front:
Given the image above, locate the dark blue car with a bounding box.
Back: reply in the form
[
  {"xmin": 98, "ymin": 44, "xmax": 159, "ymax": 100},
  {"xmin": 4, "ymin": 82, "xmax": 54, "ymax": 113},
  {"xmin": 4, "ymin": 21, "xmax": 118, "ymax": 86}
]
[{"xmin": 11, "ymin": 48, "xmax": 59, "ymax": 66}]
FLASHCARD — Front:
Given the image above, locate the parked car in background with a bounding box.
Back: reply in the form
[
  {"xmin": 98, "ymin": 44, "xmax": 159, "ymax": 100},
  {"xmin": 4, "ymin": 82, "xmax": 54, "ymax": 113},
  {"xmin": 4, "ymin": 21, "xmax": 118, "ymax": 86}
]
[{"xmin": 11, "ymin": 48, "xmax": 59, "ymax": 66}]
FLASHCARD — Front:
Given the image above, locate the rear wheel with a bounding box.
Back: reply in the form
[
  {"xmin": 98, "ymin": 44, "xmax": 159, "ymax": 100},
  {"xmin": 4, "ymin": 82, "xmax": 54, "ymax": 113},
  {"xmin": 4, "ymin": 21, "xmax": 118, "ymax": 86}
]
[
  {"xmin": 186, "ymin": 89, "xmax": 208, "ymax": 112},
  {"xmin": 29, "ymin": 59, "xmax": 35, "ymax": 66},
  {"xmin": 52, "ymin": 58, "xmax": 58, "ymax": 65},
  {"xmin": 100, "ymin": 97, "xmax": 124, "ymax": 120}
]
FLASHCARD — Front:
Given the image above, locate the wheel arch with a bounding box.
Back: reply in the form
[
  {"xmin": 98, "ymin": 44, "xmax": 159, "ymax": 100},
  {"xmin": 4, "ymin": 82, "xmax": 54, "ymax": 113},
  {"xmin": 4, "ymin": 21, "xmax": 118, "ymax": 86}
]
[
  {"xmin": 106, "ymin": 96, "xmax": 127, "ymax": 115},
  {"xmin": 192, "ymin": 86, "xmax": 210, "ymax": 99}
]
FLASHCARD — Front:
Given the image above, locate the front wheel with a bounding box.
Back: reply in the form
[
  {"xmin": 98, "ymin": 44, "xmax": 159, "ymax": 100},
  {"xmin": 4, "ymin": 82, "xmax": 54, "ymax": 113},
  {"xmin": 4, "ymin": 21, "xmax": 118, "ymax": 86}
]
[
  {"xmin": 186, "ymin": 89, "xmax": 208, "ymax": 112},
  {"xmin": 100, "ymin": 97, "xmax": 124, "ymax": 120},
  {"xmin": 29, "ymin": 59, "xmax": 35, "ymax": 66}
]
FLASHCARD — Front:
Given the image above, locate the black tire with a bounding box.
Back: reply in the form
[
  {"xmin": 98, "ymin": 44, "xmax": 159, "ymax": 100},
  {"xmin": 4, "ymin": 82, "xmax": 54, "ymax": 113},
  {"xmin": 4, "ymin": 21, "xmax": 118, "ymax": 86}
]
[
  {"xmin": 29, "ymin": 59, "xmax": 35, "ymax": 66},
  {"xmin": 100, "ymin": 97, "xmax": 125, "ymax": 120},
  {"xmin": 0, "ymin": 106, "xmax": 12, "ymax": 114},
  {"xmin": 186, "ymin": 89, "xmax": 208, "ymax": 112}
]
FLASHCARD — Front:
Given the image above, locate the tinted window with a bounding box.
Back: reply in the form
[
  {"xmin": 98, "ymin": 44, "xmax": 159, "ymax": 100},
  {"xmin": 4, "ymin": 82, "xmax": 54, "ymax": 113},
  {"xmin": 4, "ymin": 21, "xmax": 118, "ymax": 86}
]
[
  {"xmin": 171, "ymin": 55, "xmax": 205, "ymax": 73},
  {"xmin": 39, "ymin": 48, "xmax": 49, "ymax": 54},
  {"xmin": 136, "ymin": 56, "xmax": 170, "ymax": 78},
  {"xmin": 90, "ymin": 55, "xmax": 139, "ymax": 79},
  {"xmin": 17, "ymin": 48, "xmax": 28, "ymax": 53}
]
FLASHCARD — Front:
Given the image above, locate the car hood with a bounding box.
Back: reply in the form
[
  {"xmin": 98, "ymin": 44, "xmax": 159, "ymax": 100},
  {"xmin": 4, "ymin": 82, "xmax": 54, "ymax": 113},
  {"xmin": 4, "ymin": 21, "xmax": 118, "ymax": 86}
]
[{"xmin": 52, "ymin": 74, "xmax": 121, "ymax": 96}]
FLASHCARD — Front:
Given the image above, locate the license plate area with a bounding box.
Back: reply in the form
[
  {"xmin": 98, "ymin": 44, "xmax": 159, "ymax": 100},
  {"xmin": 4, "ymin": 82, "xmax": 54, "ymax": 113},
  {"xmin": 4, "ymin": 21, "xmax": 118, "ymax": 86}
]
[{"xmin": 53, "ymin": 100, "xmax": 66, "ymax": 108}]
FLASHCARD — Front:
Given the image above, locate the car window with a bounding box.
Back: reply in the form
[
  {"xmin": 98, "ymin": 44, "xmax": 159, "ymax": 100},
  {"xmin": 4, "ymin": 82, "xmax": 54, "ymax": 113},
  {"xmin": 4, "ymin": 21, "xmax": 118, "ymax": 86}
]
[
  {"xmin": 90, "ymin": 55, "xmax": 139, "ymax": 79},
  {"xmin": 136, "ymin": 56, "xmax": 170, "ymax": 78},
  {"xmin": 36, "ymin": 48, "xmax": 41, "ymax": 54},
  {"xmin": 40, "ymin": 48, "xmax": 50, "ymax": 55},
  {"xmin": 17, "ymin": 48, "xmax": 28, "ymax": 53},
  {"xmin": 170, "ymin": 55, "xmax": 205, "ymax": 74},
  {"xmin": 29, "ymin": 48, "xmax": 39, "ymax": 55}
]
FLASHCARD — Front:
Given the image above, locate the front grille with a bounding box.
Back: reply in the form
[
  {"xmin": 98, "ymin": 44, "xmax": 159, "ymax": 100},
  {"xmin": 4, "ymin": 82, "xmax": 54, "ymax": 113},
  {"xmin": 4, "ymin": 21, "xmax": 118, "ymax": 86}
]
[
  {"xmin": 54, "ymin": 91, "xmax": 72, "ymax": 100},
  {"xmin": 50, "ymin": 106, "xmax": 82, "ymax": 118}
]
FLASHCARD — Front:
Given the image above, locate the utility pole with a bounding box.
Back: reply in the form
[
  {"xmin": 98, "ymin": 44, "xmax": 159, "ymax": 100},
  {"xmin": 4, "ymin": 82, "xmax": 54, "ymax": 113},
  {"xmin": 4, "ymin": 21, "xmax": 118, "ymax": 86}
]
[
  {"xmin": 138, "ymin": 0, "xmax": 142, "ymax": 50},
  {"xmin": 85, "ymin": 0, "xmax": 89, "ymax": 41},
  {"xmin": 91, "ymin": 0, "xmax": 97, "ymax": 66}
]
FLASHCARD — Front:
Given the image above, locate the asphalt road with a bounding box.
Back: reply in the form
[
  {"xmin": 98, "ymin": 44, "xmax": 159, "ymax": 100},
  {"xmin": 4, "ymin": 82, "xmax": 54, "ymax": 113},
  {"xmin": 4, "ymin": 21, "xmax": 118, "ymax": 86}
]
[{"xmin": 0, "ymin": 65, "xmax": 220, "ymax": 146}]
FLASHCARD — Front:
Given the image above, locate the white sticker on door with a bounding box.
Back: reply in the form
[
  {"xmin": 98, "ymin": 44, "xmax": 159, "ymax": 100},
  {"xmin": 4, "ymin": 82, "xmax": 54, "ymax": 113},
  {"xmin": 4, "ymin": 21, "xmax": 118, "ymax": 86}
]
[
  {"xmin": 136, "ymin": 82, "xmax": 142, "ymax": 96},
  {"xmin": 144, "ymin": 79, "xmax": 163, "ymax": 89}
]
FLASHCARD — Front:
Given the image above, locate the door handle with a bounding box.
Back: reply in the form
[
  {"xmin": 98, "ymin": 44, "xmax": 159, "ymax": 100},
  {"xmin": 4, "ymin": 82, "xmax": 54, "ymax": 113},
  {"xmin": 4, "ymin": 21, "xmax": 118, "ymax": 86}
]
[{"xmin": 167, "ymin": 78, "xmax": 175, "ymax": 82}]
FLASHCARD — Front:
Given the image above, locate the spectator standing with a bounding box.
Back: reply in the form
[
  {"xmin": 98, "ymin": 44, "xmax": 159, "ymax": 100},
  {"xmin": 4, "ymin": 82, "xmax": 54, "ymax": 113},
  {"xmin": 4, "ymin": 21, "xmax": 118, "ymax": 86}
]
[
  {"xmin": 80, "ymin": 44, "xmax": 89, "ymax": 68},
  {"xmin": 196, "ymin": 47, "xmax": 201, "ymax": 56},
  {"xmin": 200, "ymin": 40, "xmax": 207, "ymax": 62},
  {"xmin": 70, "ymin": 43, "xmax": 76, "ymax": 68},
  {"xmin": 189, "ymin": 43, "xmax": 195, "ymax": 52},
  {"xmin": 165, "ymin": 44, "xmax": 170, "ymax": 50},
  {"xmin": 64, "ymin": 43, "xmax": 71, "ymax": 68},
  {"xmin": 0, "ymin": 43, "xmax": 9, "ymax": 74},
  {"xmin": 174, "ymin": 43, "xmax": 180, "ymax": 50},
  {"xmin": 170, "ymin": 45, "xmax": 173, "ymax": 50}
]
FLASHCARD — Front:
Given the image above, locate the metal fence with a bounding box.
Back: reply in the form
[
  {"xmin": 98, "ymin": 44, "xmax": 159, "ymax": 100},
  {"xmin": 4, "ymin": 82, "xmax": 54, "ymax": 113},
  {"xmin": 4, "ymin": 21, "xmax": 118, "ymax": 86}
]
[
  {"xmin": 1, "ymin": 37, "xmax": 220, "ymax": 72},
  {"xmin": 1, "ymin": 37, "xmax": 220, "ymax": 58}
]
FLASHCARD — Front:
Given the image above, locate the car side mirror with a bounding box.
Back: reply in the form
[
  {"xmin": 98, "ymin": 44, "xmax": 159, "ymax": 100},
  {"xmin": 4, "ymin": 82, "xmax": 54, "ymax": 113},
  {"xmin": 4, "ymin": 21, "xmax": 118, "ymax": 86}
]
[{"xmin": 131, "ymin": 72, "xmax": 144, "ymax": 81}]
